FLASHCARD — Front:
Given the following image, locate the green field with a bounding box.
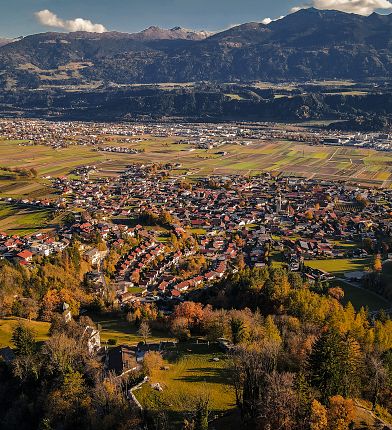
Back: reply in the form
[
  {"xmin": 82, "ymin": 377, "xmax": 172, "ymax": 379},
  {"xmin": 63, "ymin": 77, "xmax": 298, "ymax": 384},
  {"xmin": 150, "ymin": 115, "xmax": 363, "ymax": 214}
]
[
  {"xmin": 306, "ymin": 258, "xmax": 392, "ymax": 311},
  {"xmin": 91, "ymin": 315, "xmax": 174, "ymax": 345},
  {"xmin": 327, "ymin": 278, "xmax": 391, "ymax": 311},
  {"xmin": 0, "ymin": 315, "xmax": 173, "ymax": 348},
  {"xmin": 305, "ymin": 257, "xmax": 372, "ymax": 274},
  {"xmin": 0, "ymin": 317, "xmax": 50, "ymax": 347},
  {"xmin": 1, "ymin": 138, "xmax": 392, "ymax": 203},
  {"xmin": 340, "ymin": 282, "xmax": 391, "ymax": 311},
  {"xmin": 381, "ymin": 260, "xmax": 392, "ymax": 286},
  {"xmin": 0, "ymin": 202, "xmax": 53, "ymax": 235},
  {"xmin": 134, "ymin": 342, "xmax": 235, "ymax": 425}
]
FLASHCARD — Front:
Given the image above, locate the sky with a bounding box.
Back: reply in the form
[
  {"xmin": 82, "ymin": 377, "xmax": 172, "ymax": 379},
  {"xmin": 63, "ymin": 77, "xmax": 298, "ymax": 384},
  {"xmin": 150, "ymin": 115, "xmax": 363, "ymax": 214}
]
[{"xmin": 1, "ymin": 0, "xmax": 392, "ymax": 38}]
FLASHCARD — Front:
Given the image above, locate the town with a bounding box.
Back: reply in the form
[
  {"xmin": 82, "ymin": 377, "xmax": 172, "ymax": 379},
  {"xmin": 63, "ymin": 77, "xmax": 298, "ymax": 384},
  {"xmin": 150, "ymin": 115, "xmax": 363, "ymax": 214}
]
[
  {"xmin": 0, "ymin": 121, "xmax": 391, "ymax": 430},
  {"xmin": 0, "ymin": 118, "xmax": 391, "ymax": 151},
  {"xmin": 1, "ymin": 162, "xmax": 391, "ymax": 307}
]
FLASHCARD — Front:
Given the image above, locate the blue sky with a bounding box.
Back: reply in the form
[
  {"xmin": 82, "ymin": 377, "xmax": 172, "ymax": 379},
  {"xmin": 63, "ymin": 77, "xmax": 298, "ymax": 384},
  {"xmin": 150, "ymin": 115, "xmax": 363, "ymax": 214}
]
[{"xmin": 1, "ymin": 0, "xmax": 392, "ymax": 38}]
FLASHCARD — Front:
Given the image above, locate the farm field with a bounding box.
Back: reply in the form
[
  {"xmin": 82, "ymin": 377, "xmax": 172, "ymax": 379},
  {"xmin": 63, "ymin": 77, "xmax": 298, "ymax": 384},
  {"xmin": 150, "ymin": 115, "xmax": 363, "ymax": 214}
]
[
  {"xmin": 0, "ymin": 138, "xmax": 392, "ymax": 202},
  {"xmin": 0, "ymin": 317, "xmax": 50, "ymax": 347},
  {"xmin": 91, "ymin": 140, "xmax": 392, "ymax": 188},
  {"xmin": 134, "ymin": 342, "xmax": 235, "ymax": 426},
  {"xmin": 0, "ymin": 202, "xmax": 53, "ymax": 235}
]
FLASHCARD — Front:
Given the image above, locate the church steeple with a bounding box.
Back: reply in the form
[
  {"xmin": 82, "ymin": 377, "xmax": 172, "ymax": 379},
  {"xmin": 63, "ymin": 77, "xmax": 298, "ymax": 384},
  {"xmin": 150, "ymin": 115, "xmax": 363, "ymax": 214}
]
[{"xmin": 276, "ymin": 193, "xmax": 282, "ymax": 213}]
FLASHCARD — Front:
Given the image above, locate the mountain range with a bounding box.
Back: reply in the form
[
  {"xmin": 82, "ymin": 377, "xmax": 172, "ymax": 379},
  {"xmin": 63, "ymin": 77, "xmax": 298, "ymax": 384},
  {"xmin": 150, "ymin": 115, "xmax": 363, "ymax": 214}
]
[
  {"xmin": 1, "ymin": 8, "xmax": 392, "ymax": 126},
  {"xmin": 1, "ymin": 7, "xmax": 392, "ymax": 89}
]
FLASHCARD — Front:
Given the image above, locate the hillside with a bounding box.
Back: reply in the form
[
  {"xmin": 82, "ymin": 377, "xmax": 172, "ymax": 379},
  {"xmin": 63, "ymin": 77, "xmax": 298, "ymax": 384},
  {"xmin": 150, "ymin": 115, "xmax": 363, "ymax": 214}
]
[
  {"xmin": 2, "ymin": 9, "xmax": 392, "ymax": 124},
  {"xmin": 1, "ymin": 8, "xmax": 392, "ymax": 88},
  {"xmin": 0, "ymin": 39, "xmax": 12, "ymax": 47}
]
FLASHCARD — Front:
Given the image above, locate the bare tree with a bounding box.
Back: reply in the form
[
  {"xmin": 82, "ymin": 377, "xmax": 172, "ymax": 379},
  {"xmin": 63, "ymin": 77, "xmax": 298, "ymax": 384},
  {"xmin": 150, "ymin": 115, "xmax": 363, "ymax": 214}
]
[
  {"xmin": 257, "ymin": 371, "xmax": 299, "ymax": 430},
  {"xmin": 138, "ymin": 320, "xmax": 151, "ymax": 345},
  {"xmin": 367, "ymin": 354, "xmax": 389, "ymax": 410},
  {"xmin": 228, "ymin": 340, "xmax": 281, "ymax": 422}
]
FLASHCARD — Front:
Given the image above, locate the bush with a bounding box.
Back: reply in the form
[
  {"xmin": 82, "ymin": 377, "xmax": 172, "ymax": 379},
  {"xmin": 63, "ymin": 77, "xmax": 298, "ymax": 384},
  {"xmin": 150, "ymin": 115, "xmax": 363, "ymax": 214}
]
[{"xmin": 143, "ymin": 351, "xmax": 164, "ymax": 376}]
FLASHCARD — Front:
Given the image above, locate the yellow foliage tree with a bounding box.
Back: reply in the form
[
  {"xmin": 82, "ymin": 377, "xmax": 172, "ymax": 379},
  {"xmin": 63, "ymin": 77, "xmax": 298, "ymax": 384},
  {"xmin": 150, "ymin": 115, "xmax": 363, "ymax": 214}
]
[
  {"xmin": 373, "ymin": 255, "xmax": 382, "ymax": 272},
  {"xmin": 327, "ymin": 396, "xmax": 354, "ymax": 430},
  {"xmin": 310, "ymin": 399, "xmax": 328, "ymax": 430},
  {"xmin": 143, "ymin": 351, "xmax": 164, "ymax": 376}
]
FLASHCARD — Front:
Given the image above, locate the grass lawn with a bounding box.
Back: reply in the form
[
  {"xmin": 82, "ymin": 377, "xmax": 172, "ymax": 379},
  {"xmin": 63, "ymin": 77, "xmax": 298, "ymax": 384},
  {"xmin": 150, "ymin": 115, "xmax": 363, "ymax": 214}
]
[
  {"xmin": 306, "ymin": 258, "xmax": 392, "ymax": 311},
  {"xmin": 188, "ymin": 228, "xmax": 207, "ymax": 236},
  {"xmin": 329, "ymin": 279, "xmax": 391, "ymax": 311},
  {"xmin": 0, "ymin": 317, "xmax": 50, "ymax": 347},
  {"xmin": 134, "ymin": 342, "xmax": 235, "ymax": 427},
  {"xmin": 305, "ymin": 257, "xmax": 371, "ymax": 274},
  {"xmin": 127, "ymin": 287, "xmax": 146, "ymax": 294},
  {"xmin": 331, "ymin": 240, "xmax": 359, "ymax": 249},
  {"xmin": 90, "ymin": 314, "xmax": 174, "ymax": 345}
]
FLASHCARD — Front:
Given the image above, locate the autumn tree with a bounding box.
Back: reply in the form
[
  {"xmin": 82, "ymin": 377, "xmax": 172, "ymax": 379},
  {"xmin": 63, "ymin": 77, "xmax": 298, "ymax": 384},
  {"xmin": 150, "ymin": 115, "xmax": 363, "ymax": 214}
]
[
  {"xmin": 235, "ymin": 254, "xmax": 246, "ymax": 271},
  {"xmin": 366, "ymin": 353, "xmax": 389, "ymax": 410},
  {"xmin": 131, "ymin": 270, "xmax": 140, "ymax": 285},
  {"xmin": 229, "ymin": 341, "xmax": 280, "ymax": 422},
  {"xmin": 328, "ymin": 287, "xmax": 344, "ymax": 302},
  {"xmin": 264, "ymin": 315, "xmax": 282, "ymax": 345},
  {"xmin": 310, "ymin": 399, "xmax": 328, "ymax": 430},
  {"xmin": 41, "ymin": 333, "xmax": 82, "ymax": 377},
  {"xmin": 265, "ymin": 268, "xmax": 292, "ymax": 305},
  {"xmin": 46, "ymin": 370, "xmax": 91, "ymax": 429},
  {"xmin": 194, "ymin": 395, "xmax": 210, "ymax": 430},
  {"xmin": 373, "ymin": 255, "xmax": 382, "ymax": 272},
  {"xmin": 202, "ymin": 308, "xmax": 227, "ymax": 341},
  {"xmin": 143, "ymin": 351, "xmax": 164, "ymax": 376},
  {"xmin": 256, "ymin": 371, "xmax": 299, "ymax": 430},
  {"xmin": 327, "ymin": 396, "xmax": 354, "ymax": 430},
  {"xmin": 171, "ymin": 317, "xmax": 191, "ymax": 342},
  {"xmin": 11, "ymin": 323, "xmax": 40, "ymax": 383},
  {"xmin": 173, "ymin": 302, "xmax": 204, "ymax": 330},
  {"xmin": 231, "ymin": 318, "xmax": 248, "ymax": 345}
]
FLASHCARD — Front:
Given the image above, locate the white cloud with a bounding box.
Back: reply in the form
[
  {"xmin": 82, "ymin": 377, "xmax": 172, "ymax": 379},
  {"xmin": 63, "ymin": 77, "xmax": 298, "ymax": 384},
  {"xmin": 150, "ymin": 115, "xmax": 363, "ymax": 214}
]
[
  {"xmin": 290, "ymin": 0, "xmax": 392, "ymax": 15},
  {"xmin": 35, "ymin": 10, "xmax": 107, "ymax": 33},
  {"xmin": 261, "ymin": 16, "xmax": 285, "ymax": 24}
]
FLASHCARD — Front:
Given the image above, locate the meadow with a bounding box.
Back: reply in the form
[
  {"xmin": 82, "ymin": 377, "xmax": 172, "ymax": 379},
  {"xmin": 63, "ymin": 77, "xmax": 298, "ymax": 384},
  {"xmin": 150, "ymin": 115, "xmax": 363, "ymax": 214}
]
[
  {"xmin": 338, "ymin": 281, "xmax": 391, "ymax": 312},
  {"xmin": 0, "ymin": 317, "xmax": 50, "ymax": 347},
  {"xmin": 0, "ymin": 201, "xmax": 53, "ymax": 235},
  {"xmin": 90, "ymin": 314, "xmax": 174, "ymax": 345},
  {"xmin": 305, "ymin": 257, "xmax": 372, "ymax": 274},
  {"xmin": 134, "ymin": 342, "xmax": 235, "ymax": 426},
  {"xmin": 305, "ymin": 257, "xmax": 391, "ymax": 311}
]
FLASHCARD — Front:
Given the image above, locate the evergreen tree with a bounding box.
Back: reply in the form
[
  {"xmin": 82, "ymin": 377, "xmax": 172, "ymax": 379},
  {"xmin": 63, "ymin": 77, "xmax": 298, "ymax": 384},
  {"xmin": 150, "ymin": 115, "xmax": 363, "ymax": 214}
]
[
  {"xmin": 231, "ymin": 318, "xmax": 247, "ymax": 344},
  {"xmin": 308, "ymin": 329, "xmax": 346, "ymax": 402},
  {"xmin": 11, "ymin": 323, "xmax": 36, "ymax": 356},
  {"xmin": 340, "ymin": 334, "xmax": 362, "ymax": 398}
]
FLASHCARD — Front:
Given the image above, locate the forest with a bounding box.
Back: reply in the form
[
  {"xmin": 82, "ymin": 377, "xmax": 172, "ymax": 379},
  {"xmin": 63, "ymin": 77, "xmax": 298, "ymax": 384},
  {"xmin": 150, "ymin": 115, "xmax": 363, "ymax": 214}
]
[{"xmin": 0, "ymin": 243, "xmax": 391, "ymax": 429}]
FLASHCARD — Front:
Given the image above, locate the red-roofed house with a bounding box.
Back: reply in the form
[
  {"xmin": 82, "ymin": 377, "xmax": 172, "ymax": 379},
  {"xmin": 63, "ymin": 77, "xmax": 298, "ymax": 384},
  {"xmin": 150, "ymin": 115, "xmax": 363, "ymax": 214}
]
[{"xmin": 17, "ymin": 250, "xmax": 33, "ymax": 263}]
